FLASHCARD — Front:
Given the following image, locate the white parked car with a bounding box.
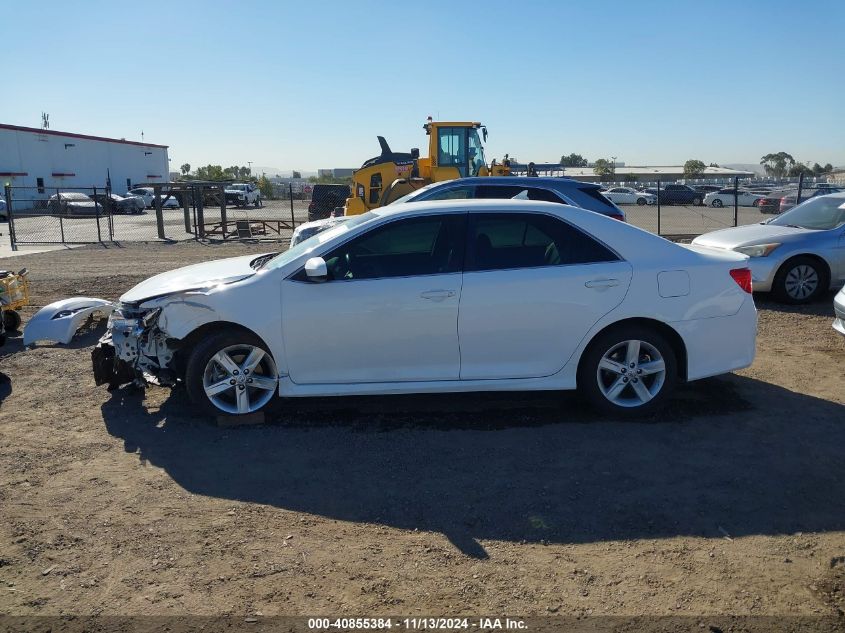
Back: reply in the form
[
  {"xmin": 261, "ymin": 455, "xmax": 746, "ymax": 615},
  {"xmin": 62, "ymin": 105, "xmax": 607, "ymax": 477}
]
[
  {"xmin": 833, "ymin": 286, "xmax": 845, "ymax": 337},
  {"xmin": 703, "ymin": 189, "xmax": 765, "ymax": 208},
  {"xmin": 601, "ymin": 187, "xmax": 657, "ymax": 206},
  {"xmin": 126, "ymin": 188, "xmax": 155, "ymax": 208},
  {"xmin": 25, "ymin": 199, "xmax": 757, "ymax": 418}
]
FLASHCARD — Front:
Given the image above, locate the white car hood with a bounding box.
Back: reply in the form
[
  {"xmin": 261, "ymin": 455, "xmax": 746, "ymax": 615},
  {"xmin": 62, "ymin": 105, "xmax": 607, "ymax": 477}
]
[
  {"xmin": 692, "ymin": 223, "xmax": 807, "ymax": 249},
  {"xmin": 120, "ymin": 254, "xmax": 260, "ymax": 303}
]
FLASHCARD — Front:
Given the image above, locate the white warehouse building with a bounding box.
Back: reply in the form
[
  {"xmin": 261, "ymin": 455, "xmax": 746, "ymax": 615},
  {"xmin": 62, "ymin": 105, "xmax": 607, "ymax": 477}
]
[{"xmin": 0, "ymin": 123, "xmax": 169, "ymax": 195}]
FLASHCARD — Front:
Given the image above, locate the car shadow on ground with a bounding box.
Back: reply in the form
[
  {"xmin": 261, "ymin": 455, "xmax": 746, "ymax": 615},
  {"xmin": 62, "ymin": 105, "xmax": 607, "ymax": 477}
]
[
  {"xmin": 101, "ymin": 374, "xmax": 845, "ymax": 559},
  {"xmin": 754, "ymin": 291, "xmax": 839, "ymax": 317}
]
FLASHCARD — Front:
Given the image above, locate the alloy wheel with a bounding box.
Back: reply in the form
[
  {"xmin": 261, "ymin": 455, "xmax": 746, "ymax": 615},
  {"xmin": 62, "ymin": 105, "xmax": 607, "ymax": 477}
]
[
  {"xmin": 784, "ymin": 264, "xmax": 819, "ymax": 301},
  {"xmin": 596, "ymin": 339, "xmax": 666, "ymax": 408},
  {"xmin": 202, "ymin": 344, "xmax": 278, "ymax": 414}
]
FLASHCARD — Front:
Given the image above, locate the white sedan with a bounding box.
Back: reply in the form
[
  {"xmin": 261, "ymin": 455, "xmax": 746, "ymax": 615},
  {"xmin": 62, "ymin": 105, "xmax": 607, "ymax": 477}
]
[
  {"xmin": 25, "ymin": 199, "xmax": 757, "ymax": 418},
  {"xmin": 704, "ymin": 189, "xmax": 765, "ymax": 208},
  {"xmin": 601, "ymin": 187, "xmax": 657, "ymax": 206}
]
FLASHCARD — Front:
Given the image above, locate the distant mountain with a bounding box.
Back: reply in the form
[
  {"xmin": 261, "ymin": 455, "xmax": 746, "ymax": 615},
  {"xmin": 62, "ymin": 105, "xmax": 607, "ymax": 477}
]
[{"xmin": 252, "ymin": 166, "xmax": 317, "ymax": 178}]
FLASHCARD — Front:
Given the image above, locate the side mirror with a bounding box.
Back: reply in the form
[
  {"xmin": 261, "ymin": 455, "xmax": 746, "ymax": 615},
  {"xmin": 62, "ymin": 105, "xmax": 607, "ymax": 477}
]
[
  {"xmin": 304, "ymin": 257, "xmax": 328, "ymax": 282},
  {"xmin": 411, "ymin": 147, "xmax": 420, "ymax": 159}
]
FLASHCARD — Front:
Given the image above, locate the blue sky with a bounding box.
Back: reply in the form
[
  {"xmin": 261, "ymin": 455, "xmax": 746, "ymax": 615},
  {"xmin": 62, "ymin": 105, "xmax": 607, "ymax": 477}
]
[{"xmin": 2, "ymin": 0, "xmax": 844, "ymax": 172}]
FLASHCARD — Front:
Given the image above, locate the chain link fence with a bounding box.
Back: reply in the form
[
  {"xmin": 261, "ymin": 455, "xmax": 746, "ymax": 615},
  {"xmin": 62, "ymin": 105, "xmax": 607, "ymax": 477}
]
[{"xmin": 6, "ymin": 176, "xmax": 836, "ymax": 249}]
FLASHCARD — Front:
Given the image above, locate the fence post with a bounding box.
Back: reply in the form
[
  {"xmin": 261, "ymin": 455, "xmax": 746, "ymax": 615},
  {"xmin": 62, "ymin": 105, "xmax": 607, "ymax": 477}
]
[
  {"xmin": 196, "ymin": 187, "xmax": 205, "ymax": 239},
  {"xmin": 93, "ymin": 186, "xmax": 103, "ymax": 243},
  {"xmin": 183, "ymin": 186, "xmax": 192, "ymax": 233},
  {"xmin": 154, "ymin": 186, "xmax": 165, "ymax": 239},
  {"xmin": 106, "ymin": 182, "xmax": 114, "ymax": 240},
  {"xmin": 796, "ymin": 172, "xmax": 804, "ymax": 205},
  {"xmin": 220, "ymin": 186, "xmax": 227, "ymax": 237},
  {"xmin": 289, "ymin": 183, "xmax": 295, "ymax": 228},
  {"xmin": 733, "ymin": 177, "xmax": 739, "ymax": 227},
  {"xmin": 4, "ymin": 185, "xmax": 16, "ymax": 252},
  {"xmin": 57, "ymin": 188, "xmax": 65, "ymax": 244},
  {"xmin": 656, "ymin": 180, "xmax": 661, "ymax": 235}
]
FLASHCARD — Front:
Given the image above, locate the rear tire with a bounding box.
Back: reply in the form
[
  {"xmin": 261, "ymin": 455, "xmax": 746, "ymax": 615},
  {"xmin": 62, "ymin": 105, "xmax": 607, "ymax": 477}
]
[
  {"xmin": 3, "ymin": 310, "xmax": 21, "ymax": 332},
  {"xmin": 712, "ymin": 199, "xmax": 723, "ymax": 208},
  {"xmin": 772, "ymin": 256, "xmax": 827, "ymax": 304},
  {"xmin": 578, "ymin": 325, "xmax": 678, "ymax": 418},
  {"xmin": 185, "ymin": 329, "xmax": 278, "ymax": 417}
]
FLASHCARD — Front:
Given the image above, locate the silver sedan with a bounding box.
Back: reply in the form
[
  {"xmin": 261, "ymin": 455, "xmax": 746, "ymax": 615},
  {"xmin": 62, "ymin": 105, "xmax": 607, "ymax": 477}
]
[{"xmin": 692, "ymin": 192, "xmax": 845, "ymax": 303}]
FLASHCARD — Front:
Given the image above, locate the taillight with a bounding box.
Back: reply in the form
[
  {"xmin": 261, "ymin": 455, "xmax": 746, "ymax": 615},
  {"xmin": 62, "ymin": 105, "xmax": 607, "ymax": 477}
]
[
  {"xmin": 730, "ymin": 268, "xmax": 753, "ymax": 293},
  {"xmin": 609, "ymin": 213, "xmax": 626, "ymax": 222}
]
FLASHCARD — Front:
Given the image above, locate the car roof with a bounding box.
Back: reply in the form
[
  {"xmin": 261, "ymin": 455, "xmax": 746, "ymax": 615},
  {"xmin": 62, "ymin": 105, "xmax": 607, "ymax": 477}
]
[
  {"xmin": 373, "ymin": 197, "xmax": 592, "ymax": 221},
  {"xmin": 431, "ymin": 176, "xmax": 600, "ymax": 189}
]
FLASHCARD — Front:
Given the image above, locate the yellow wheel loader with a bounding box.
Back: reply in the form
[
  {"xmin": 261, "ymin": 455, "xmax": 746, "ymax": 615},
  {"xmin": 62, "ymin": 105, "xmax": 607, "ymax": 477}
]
[{"xmin": 343, "ymin": 119, "xmax": 510, "ymax": 216}]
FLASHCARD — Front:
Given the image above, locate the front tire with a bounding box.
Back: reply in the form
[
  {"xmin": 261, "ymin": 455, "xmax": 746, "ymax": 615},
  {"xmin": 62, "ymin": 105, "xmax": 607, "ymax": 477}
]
[
  {"xmin": 578, "ymin": 326, "xmax": 677, "ymax": 417},
  {"xmin": 772, "ymin": 256, "xmax": 827, "ymax": 304},
  {"xmin": 185, "ymin": 330, "xmax": 279, "ymax": 417},
  {"xmin": 692, "ymin": 196, "xmax": 703, "ymax": 206},
  {"xmin": 3, "ymin": 310, "xmax": 21, "ymax": 332},
  {"xmin": 636, "ymin": 197, "xmax": 646, "ymax": 205}
]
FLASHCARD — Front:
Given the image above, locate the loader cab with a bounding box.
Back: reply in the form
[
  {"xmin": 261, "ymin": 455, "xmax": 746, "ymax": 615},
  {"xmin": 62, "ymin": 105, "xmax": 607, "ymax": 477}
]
[{"xmin": 425, "ymin": 121, "xmax": 489, "ymax": 180}]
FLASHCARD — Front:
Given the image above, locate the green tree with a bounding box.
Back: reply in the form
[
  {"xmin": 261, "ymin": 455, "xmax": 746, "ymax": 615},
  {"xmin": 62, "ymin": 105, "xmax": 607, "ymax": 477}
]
[
  {"xmin": 709, "ymin": 162, "xmax": 720, "ymax": 167},
  {"xmin": 683, "ymin": 159, "xmax": 707, "ymax": 178},
  {"xmin": 195, "ymin": 164, "xmax": 226, "ymax": 180},
  {"xmin": 788, "ymin": 163, "xmax": 813, "ymax": 178},
  {"xmin": 560, "ymin": 153, "xmax": 588, "ymax": 167},
  {"xmin": 592, "ymin": 158, "xmax": 613, "ymax": 180},
  {"xmin": 257, "ymin": 174, "xmax": 274, "ymax": 199},
  {"xmin": 824, "ymin": 163, "xmax": 834, "ymax": 173},
  {"xmin": 760, "ymin": 152, "xmax": 795, "ymax": 179},
  {"xmin": 180, "ymin": 163, "xmax": 191, "ymax": 175},
  {"xmin": 292, "ymin": 170, "xmax": 302, "ymax": 179}
]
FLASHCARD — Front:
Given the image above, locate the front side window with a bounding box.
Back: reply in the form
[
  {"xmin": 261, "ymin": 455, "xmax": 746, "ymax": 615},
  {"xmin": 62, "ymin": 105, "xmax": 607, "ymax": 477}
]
[
  {"xmin": 323, "ymin": 214, "xmax": 466, "ymax": 280},
  {"xmin": 466, "ymin": 213, "xmax": 618, "ymax": 272},
  {"xmin": 422, "ymin": 185, "xmax": 475, "ymax": 201},
  {"xmin": 467, "ymin": 128, "xmax": 486, "ymax": 176}
]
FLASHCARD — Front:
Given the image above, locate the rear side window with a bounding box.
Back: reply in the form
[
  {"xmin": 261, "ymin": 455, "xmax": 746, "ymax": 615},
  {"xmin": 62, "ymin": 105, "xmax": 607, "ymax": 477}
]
[
  {"xmin": 576, "ymin": 187, "xmax": 621, "ymax": 213},
  {"xmin": 466, "ymin": 213, "xmax": 618, "ymax": 272}
]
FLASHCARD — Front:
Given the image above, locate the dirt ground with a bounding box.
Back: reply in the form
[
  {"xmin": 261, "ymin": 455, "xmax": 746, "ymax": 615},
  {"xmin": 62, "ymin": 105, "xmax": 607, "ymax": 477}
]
[{"xmin": 0, "ymin": 241, "xmax": 844, "ymax": 619}]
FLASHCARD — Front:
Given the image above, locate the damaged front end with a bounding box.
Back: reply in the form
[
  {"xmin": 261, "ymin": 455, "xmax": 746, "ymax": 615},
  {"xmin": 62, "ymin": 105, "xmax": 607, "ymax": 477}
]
[{"xmin": 93, "ymin": 304, "xmax": 180, "ymax": 390}]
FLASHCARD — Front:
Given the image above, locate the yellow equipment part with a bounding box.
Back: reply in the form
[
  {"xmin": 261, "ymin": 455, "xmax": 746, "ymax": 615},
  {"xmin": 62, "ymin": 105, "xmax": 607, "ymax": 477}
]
[
  {"xmin": 344, "ymin": 119, "xmax": 509, "ymax": 216},
  {"xmin": 0, "ymin": 269, "xmax": 29, "ymax": 312}
]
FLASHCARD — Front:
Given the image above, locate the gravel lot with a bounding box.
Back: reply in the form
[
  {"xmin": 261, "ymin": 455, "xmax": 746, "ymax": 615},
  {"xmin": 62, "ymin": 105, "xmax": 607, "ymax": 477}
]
[
  {"xmin": 6, "ymin": 200, "xmax": 766, "ymax": 246},
  {"xmin": 0, "ymin": 242, "xmax": 844, "ymax": 619}
]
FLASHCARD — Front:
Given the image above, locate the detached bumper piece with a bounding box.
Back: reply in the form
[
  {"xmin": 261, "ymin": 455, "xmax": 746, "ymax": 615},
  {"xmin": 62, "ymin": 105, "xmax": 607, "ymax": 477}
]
[{"xmin": 92, "ymin": 342, "xmax": 136, "ymax": 390}]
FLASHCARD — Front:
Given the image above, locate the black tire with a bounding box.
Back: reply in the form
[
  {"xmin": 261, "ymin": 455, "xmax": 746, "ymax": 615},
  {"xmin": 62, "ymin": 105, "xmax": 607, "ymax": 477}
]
[
  {"xmin": 577, "ymin": 325, "xmax": 678, "ymax": 418},
  {"xmin": 3, "ymin": 310, "xmax": 21, "ymax": 332},
  {"xmin": 636, "ymin": 197, "xmax": 646, "ymax": 206},
  {"xmin": 185, "ymin": 329, "xmax": 278, "ymax": 417},
  {"xmin": 692, "ymin": 196, "xmax": 702, "ymax": 206},
  {"xmin": 772, "ymin": 256, "xmax": 828, "ymax": 304},
  {"xmin": 712, "ymin": 199, "xmax": 723, "ymax": 208}
]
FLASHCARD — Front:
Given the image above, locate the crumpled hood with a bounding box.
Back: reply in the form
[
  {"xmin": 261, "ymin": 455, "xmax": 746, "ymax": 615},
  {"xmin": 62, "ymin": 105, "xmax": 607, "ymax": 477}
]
[
  {"xmin": 120, "ymin": 254, "xmax": 259, "ymax": 304},
  {"xmin": 692, "ymin": 223, "xmax": 808, "ymax": 249}
]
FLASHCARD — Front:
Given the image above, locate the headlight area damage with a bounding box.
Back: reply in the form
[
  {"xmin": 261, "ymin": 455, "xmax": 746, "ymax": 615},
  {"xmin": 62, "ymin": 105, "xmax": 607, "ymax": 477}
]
[
  {"xmin": 92, "ymin": 304, "xmax": 179, "ymax": 390},
  {"xmin": 26, "ymin": 295, "xmax": 215, "ymax": 391}
]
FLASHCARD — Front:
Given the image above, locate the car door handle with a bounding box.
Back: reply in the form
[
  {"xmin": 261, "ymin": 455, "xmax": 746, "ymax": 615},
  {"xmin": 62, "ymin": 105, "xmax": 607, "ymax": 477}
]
[
  {"xmin": 585, "ymin": 278, "xmax": 620, "ymax": 289},
  {"xmin": 420, "ymin": 290, "xmax": 456, "ymax": 301}
]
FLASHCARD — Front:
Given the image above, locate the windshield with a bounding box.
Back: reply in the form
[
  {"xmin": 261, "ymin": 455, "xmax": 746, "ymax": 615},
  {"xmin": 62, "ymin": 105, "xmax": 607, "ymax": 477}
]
[
  {"xmin": 263, "ymin": 212, "xmax": 376, "ymax": 270},
  {"xmin": 769, "ymin": 195, "xmax": 845, "ymax": 230},
  {"xmin": 389, "ymin": 181, "xmax": 442, "ymax": 205}
]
